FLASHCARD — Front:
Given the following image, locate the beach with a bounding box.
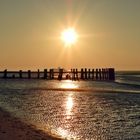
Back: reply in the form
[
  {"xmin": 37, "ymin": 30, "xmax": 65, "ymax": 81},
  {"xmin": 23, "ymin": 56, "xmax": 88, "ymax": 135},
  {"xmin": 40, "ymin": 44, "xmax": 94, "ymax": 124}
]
[
  {"xmin": 0, "ymin": 71, "xmax": 140, "ymax": 139},
  {"xmin": 0, "ymin": 108, "xmax": 60, "ymax": 140}
]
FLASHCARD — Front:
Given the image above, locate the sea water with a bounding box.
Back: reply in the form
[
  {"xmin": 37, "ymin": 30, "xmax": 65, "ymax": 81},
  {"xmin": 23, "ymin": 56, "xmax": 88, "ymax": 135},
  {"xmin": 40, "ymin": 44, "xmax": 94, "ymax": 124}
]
[{"xmin": 0, "ymin": 71, "xmax": 140, "ymax": 139}]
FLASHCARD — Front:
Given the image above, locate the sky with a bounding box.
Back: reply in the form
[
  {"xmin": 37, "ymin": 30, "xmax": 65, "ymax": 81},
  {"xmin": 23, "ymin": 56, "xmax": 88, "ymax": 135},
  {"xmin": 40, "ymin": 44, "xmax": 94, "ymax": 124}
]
[{"xmin": 0, "ymin": 0, "xmax": 140, "ymax": 70}]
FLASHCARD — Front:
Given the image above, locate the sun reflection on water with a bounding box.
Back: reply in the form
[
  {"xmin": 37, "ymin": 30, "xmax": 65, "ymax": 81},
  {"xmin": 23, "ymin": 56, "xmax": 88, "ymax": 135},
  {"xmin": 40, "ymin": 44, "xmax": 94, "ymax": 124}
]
[
  {"xmin": 55, "ymin": 94, "xmax": 75, "ymax": 139},
  {"xmin": 57, "ymin": 127, "xmax": 68, "ymax": 138},
  {"xmin": 60, "ymin": 80, "xmax": 78, "ymax": 89},
  {"xmin": 66, "ymin": 95, "xmax": 73, "ymax": 117},
  {"xmin": 55, "ymin": 81, "xmax": 77, "ymax": 138},
  {"xmin": 56, "ymin": 94, "xmax": 74, "ymax": 138}
]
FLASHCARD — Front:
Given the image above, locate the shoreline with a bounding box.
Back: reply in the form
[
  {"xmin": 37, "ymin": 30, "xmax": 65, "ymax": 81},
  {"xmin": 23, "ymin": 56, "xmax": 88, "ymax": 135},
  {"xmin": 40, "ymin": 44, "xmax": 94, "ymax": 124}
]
[{"xmin": 0, "ymin": 108, "xmax": 61, "ymax": 140}]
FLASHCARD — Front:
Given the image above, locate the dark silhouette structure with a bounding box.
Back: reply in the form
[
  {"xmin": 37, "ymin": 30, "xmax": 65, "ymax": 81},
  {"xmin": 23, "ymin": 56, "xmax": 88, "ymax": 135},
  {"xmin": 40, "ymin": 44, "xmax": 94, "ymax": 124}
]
[{"xmin": 0, "ymin": 68, "xmax": 115, "ymax": 81}]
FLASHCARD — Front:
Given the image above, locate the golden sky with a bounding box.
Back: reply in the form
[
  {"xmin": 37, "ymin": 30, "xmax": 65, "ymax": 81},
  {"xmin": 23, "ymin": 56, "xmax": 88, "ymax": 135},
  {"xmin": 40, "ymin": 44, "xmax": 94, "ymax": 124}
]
[{"xmin": 0, "ymin": 0, "xmax": 140, "ymax": 70}]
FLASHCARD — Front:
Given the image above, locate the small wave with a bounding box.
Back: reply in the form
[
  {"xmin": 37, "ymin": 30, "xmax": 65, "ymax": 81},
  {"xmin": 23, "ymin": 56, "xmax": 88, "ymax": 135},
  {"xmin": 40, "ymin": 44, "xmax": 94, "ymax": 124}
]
[
  {"xmin": 26, "ymin": 87, "xmax": 140, "ymax": 94},
  {"xmin": 115, "ymin": 80, "xmax": 140, "ymax": 89},
  {"xmin": 0, "ymin": 86, "xmax": 140, "ymax": 95}
]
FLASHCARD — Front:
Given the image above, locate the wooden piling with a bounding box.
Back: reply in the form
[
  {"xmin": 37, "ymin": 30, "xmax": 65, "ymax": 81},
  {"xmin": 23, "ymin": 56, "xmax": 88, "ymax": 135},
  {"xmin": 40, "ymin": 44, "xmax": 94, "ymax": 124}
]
[
  {"xmin": 95, "ymin": 69, "xmax": 98, "ymax": 80},
  {"xmin": 73, "ymin": 69, "xmax": 76, "ymax": 80},
  {"xmin": 99, "ymin": 69, "xmax": 101, "ymax": 80},
  {"xmin": 52, "ymin": 69, "xmax": 54, "ymax": 79},
  {"xmin": 106, "ymin": 68, "xmax": 109, "ymax": 80},
  {"xmin": 28, "ymin": 70, "xmax": 31, "ymax": 79},
  {"xmin": 49, "ymin": 69, "xmax": 54, "ymax": 79},
  {"xmin": 102, "ymin": 69, "xmax": 105, "ymax": 80},
  {"xmin": 81, "ymin": 68, "xmax": 84, "ymax": 79},
  {"xmin": 85, "ymin": 68, "xmax": 87, "ymax": 79},
  {"xmin": 12, "ymin": 74, "xmax": 15, "ymax": 78},
  {"xmin": 92, "ymin": 69, "xmax": 94, "ymax": 80},
  {"xmin": 104, "ymin": 69, "xmax": 108, "ymax": 80},
  {"xmin": 49, "ymin": 69, "xmax": 52, "ymax": 79},
  {"xmin": 37, "ymin": 69, "xmax": 40, "ymax": 79},
  {"xmin": 109, "ymin": 68, "xmax": 115, "ymax": 80},
  {"xmin": 88, "ymin": 69, "xmax": 91, "ymax": 79},
  {"xmin": 58, "ymin": 69, "xmax": 63, "ymax": 80},
  {"xmin": 19, "ymin": 70, "xmax": 22, "ymax": 78},
  {"xmin": 44, "ymin": 69, "xmax": 47, "ymax": 79},
  {"xmin": 61, "ymin": 69, "xmax": 63, "ymax": 80},
  {"xmin": 3, "ymin": 69, "xmax": 7, "ymax": 78},
  {"xmin": 75, "ymin": 69, "xmax": 77, "ymax": 80}
]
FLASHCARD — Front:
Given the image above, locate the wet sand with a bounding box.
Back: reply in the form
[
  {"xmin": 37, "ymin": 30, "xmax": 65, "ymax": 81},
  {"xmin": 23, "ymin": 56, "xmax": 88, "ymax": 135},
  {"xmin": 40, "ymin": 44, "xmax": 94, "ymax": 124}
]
[{"xmin": 0, "ymin": 108, "xmax": 60, "ymax": 140}]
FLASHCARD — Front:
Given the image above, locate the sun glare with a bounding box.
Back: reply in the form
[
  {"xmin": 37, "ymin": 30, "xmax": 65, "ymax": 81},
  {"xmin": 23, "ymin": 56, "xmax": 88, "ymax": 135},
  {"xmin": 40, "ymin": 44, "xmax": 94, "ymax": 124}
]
[{"xmin": 61, "ymin": 28, "xmax": 78, "ymax": 46}]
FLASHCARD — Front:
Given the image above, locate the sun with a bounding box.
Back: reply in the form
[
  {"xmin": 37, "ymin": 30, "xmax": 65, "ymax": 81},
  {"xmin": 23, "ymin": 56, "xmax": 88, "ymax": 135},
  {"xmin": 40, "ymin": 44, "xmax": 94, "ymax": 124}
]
[{"xmin": 61, "ymin": 28, "xmax": 78, "ymax": 46}]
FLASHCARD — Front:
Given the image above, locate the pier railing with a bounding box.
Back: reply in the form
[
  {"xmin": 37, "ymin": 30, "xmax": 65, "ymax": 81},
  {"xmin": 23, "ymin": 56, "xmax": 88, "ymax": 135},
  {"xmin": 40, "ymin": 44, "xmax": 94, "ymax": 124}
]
[{"xmin": 0, "ymin": 68, "xmax": 115, "ymax": 81}]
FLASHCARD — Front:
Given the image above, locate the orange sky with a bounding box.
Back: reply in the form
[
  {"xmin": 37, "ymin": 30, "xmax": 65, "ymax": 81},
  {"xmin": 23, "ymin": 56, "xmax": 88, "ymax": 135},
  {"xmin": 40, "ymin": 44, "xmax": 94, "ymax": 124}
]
[{"xmin": 0, "ymin": 0, "xmax": 140, "ymax": 70}]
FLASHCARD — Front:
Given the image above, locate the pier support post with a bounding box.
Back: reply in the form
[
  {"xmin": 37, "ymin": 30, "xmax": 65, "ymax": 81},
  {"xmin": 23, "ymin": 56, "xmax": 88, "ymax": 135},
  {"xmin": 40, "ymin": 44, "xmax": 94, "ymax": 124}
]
[
  {"xmin": 52, "ymin": 69, "xmax": 54, "ymax": 79},
  {"xmin": 49, "ymin": 69, "xmax": 52, "ymax": 79},
  {"xmin": 49, "ymin": 69, "xmax": 54, "ymax": 79},
  {"xmin": 44, "ymin": 69, "xmax": 47, "ymax": 79},
  {"xmin": 61, "ymin": 69, "xmax": 63, "ymax": 80},
  {"xmin": 96, "ymin": 69, "xmax": 98, "ymax": 80},
  {"xmin": 88, "ymin": 69, "xmax": 91, "ymax": 79},
  {"xmin": 58, "ymin": 69, "xmax": 63, "ymax": 80},
  {"xmin": 28, "ymin": 70, "xmax": 31, "ymax": 79},
  {"xmin": 99, "ymin": 69, "xmax": 101, "ymax": 80},
  {"xmin": 73, "ymin": 69, "xmax": 76, "ymax": 80},
  {"xmin": 85, "ymin": 68, "xmax": 87, "ymax": 79},
  {"xmin": 109, "ymin": 68, "xmax": 115, "ymax": 80},
  {"xmin": 76, "ymin": 69, "xmax": 78, "ymax": 80},
  {"xmin": 3, "ymin": 69, "xmax": 7, "ymax": 78},
  {"xmin": 106, "ymin": 68, "xmax": 109, "ymax": 80},
  {"xmin": 102, "ymin": 69, "xmax": 105, "ymax": 80},
  {"xmin": 92, "ymin": 69, "xmax": 94, "ymax": 80},
  {"xmin": 81, "ymin": 68, "xmax": 84, "ymax": 80},
  {"xmin": 104, "ymin": 69, "xmax": 108, "ymax": 80},
  {"xmin": 37, "ymin": 69, "xmax": 40, "ymax": 79},
  {"xmin": 49, "ymin": 69, "xmax": 54, "ymax": 80},
  {"xmin": 19, "ymin": 70, "xmax": 22, "ymax": 78}
]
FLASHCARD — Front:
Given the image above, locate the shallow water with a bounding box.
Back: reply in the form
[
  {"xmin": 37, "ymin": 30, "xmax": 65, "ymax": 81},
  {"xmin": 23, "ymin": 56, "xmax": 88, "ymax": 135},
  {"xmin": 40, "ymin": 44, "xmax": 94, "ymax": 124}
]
[{"xmin": 0, "ymin": 71, "xmax": 140, "ymax": 139}]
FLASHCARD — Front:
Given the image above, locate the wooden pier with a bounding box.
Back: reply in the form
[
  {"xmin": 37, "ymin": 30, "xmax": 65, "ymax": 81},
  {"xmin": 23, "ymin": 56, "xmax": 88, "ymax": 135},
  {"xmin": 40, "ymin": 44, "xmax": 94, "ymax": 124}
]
[{"xmin": 0, "ymin": 68, "xmax": 115, "ymax": 81}]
